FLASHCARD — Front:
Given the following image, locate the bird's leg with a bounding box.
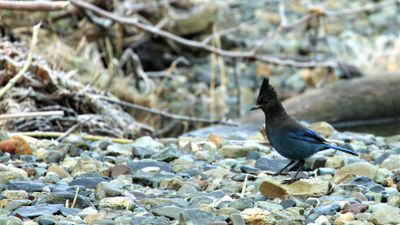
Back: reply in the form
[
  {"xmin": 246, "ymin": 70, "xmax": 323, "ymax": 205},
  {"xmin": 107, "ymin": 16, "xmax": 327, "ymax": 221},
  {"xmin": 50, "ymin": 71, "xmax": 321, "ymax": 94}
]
[
  {"xmin": 282, "ymin": 160, "xmax": 305, "ymax": 184},
  {"xmin": 271, "ymin": 160, "xmax": 295, "ymax": 176}
]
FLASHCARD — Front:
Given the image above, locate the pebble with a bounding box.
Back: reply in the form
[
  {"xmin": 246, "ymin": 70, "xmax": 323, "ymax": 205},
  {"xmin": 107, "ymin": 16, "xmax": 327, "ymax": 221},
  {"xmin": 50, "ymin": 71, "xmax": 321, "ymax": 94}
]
[
  {"xmin": 229, "ymin": 213, "xmax": 246, "ymax": 225},
  {"xmin": 306, "ymin": 203, "xmax": 341, "ymax": 223},
  {"xmin": 179, "ymin": 209, "xmax": 223, "ymax": 225},
  {"xmin": 95, "ymin": 182, "xmax": 122, "ymax": 200},
  {"xmin": 130, "ymin": 216, "xmax": 170, "ymax": 225},
  {"xmin": 150, "ymin": 205, "xmax": 183, "ymax": 219},
  {"xmin": 47, "ymin": 165, "xmax": 69, "ymax": 178},
  {"xmin": 219, "ymin": 145, "xmax": 258, "ymax": 158},
  {"xmin": 229, "ymin": 198, "xmax": 254, "ymax": 211},
  {"xmin": 127, "ymin": 160, "xmax": 172, "ymax": 172},
  {"xmin": 381, "ymin": 155, "xmax": 400, "ymax": 170},
  {"xmin": 368, "ymin": 203, "xmax": 400, "ymax": 225},
  {"xmin": 333, "ymin": 212, "xmax": 355, "ymax": 225},
  {"xmin": 98, "ymin": 197, "xmax": 135, "ymax": 210},
  {"xmin": 69, "ymin": 176, "xmax": 109, "ymax": 189},
  {"xmin": 111, "ymin": 164, "xmax": 131, "ymax": 178},
  {"xmin": 255, "ymin": 157, "xmax": 291, "ymax": 172},
  {"xmin": 334, "ymin": 162, "xmax": 378, "ymax": 183},
  {"xmin": 0, "ymin": 165, "xmax": 28, "ymax": 184},
  {"xmin": 272, "ymin": 207, "xmax": 305, "ymax": 224},
  {"xmin": 71, "ymin": 156, "xmax": 108, "ymax": 177},
  {"xmin": 37, "ymin": 191, "xmax": 91, "ymax": 208},
  {"xmin": 14, "ymin": 204, "xmax": 64, "ymax": 218},
  {"xmin": 341, "ymin": 203, "xmax": 368, "ymax": 214},
  {"xmin": 8, "ymin": 181, "xmax": 45, "ymax": 192},
  {"xmin": 241, "ymin": 208, "xmax": 275, "ymax": 225},
  {"xmin": 0, "ymin": 125, "xmax": 397, "ymax": 224},
  {"xmin": 1, "ymin": 190, "xmax": 28, "ymax": 200}
]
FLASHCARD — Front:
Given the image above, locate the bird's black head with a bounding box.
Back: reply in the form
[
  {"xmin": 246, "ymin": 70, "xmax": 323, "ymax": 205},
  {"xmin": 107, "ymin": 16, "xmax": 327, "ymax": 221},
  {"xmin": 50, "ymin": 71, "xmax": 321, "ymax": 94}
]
[{"xmin": 250, "ymin": 78, "xmax": 278, "ymax": 111}]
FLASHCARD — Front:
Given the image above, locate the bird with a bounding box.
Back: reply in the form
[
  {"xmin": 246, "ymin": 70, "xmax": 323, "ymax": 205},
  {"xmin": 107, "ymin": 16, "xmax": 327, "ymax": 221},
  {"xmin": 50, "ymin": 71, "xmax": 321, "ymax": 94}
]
[{"xmin": 251, "ymin": 78, "xmax": 358, "ymax": 184}]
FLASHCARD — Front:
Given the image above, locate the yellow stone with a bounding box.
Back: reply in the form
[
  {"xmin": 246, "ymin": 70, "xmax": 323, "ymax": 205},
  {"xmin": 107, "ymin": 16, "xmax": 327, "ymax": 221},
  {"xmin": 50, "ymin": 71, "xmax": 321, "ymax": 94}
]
[
  {"xmin": 241, "ymin": 208, "xmax": 275, "ymax": 225},
  {"xmin": 334, "ymin": 212, "xmax": 355, "ymax": 225},
  {"xmin": 259, "ymin": 177, "xmax": 330, "ymax": 198}
]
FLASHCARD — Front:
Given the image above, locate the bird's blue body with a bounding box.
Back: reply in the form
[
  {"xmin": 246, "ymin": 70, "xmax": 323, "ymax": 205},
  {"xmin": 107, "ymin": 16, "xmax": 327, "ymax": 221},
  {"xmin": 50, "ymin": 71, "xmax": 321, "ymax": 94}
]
[
  {"xmin": 265, "ymin": 112, "xmax": 357, "ymax": 160},
  {"xmin": 252, "ymin": 78, "xmax": 358, "ymax": 182}
]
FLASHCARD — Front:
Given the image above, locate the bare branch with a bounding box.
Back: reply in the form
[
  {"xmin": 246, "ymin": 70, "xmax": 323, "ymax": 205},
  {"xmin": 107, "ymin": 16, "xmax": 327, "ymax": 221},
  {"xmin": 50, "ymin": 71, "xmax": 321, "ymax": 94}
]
[
  {"xmin": 91, "ymin": 95, "xmax": 238, "ymax": 126},
  {"xmin": 0, "ymin": 111, "xmax": 64, "ymax": 120},
  {"xmin": 0, "ymin": 23, "xmax": 41, "ymax": 99},
  {"xmin": 0, "ymin": 0, "xmax": 69, "ymax": 11}
]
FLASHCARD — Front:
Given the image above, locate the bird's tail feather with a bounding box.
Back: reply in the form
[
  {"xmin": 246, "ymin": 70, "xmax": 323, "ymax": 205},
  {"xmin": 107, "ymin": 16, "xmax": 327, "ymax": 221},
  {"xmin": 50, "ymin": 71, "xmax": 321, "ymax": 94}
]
[{"xmin": 322, "ymin": 144, "xmax": 359, "ymax": 156}]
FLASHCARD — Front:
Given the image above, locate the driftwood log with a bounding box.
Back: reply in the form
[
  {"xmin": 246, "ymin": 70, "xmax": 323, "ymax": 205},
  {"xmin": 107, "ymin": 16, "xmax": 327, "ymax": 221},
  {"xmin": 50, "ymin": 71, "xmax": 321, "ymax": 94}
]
[
  {"xmin": 283, "ymin": 73, "xmax": 400, "ymax": 125},
  {"xmin": 186, "ymin": 74, "xmax": 400, "ymax": 137}
]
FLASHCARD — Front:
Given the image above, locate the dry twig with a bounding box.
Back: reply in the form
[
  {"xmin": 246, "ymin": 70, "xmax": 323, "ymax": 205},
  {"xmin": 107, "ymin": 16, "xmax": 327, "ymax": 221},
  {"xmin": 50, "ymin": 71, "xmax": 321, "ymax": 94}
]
[
  {"xmin": 56, "ymin": 117, "xmax": 92, "ymax": 142},
  {"xmin": 0, "ymin": 0, "xmax": 69, "ymax": 11},
  {"xmin": 71, "ymin": 187, "xmax": 80, "ymax": 208},
  {"xmin": 240, "ymin": 173, "xmax": 249, "ymax": 198}
]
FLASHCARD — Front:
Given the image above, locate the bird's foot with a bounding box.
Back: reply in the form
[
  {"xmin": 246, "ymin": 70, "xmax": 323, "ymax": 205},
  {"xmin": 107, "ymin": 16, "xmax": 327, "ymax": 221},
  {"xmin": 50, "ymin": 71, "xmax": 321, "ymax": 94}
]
[
  {"xmin": 281, "ymin": 178, "xmax": 300, "ymax": 185},
  {"xmin": 270, "ymin": 171, "xmax": 289, "ymax": 176}
]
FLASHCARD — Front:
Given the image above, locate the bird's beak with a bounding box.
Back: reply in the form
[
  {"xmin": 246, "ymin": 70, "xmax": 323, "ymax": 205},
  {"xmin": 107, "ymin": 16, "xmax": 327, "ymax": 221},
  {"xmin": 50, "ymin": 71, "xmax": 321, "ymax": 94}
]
[{"xmin": 250, "ymin": 105, "xmax": 261, "ymax": 111}]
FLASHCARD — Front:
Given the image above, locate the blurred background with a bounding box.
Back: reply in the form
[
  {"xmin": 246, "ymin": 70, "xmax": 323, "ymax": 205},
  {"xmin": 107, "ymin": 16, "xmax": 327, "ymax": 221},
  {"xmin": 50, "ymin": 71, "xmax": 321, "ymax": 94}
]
[{"xmin": 0, "ymin": 0, "xmax": 399, "ymax": 138}]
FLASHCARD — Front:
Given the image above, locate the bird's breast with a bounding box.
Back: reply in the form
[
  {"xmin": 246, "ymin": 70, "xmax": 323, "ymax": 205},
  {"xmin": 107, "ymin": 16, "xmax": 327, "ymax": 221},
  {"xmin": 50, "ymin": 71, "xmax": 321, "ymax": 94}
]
[{"xmin": 266, "ymin": 128, "xmax": 318, "ymax": 160}]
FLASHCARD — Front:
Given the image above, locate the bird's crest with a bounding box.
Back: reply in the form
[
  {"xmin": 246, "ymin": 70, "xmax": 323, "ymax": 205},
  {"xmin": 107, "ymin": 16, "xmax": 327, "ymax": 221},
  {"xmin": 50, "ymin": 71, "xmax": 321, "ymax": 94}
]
[{"xmin": 256, "ymin": 77, "xmax": 278, "ymax": 105}]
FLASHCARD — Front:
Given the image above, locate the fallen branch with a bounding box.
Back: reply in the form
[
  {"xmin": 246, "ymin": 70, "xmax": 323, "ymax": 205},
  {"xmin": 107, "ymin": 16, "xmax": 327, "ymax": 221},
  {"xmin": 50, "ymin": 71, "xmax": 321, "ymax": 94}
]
[
  {"xmin": 0, "ymin": 0, "xmax": 69, "ymax": 11},
  {"xmin": 70, "ymin": 0, "xmax": 336, "ymax": 68},
  {"xmin": 92, "ymin": 95, "xmax": 238, "ymax": 126},
  {"xmin": 11, "ymin": 131, "xmax": 133, "ymax": 144},
  {"xmin": 0, "ymin": 111, "xmax": 64, "ymax": 120},
  {"xmin": 0, "ymin": 23, "xmax": 41, "ymax": 99}
]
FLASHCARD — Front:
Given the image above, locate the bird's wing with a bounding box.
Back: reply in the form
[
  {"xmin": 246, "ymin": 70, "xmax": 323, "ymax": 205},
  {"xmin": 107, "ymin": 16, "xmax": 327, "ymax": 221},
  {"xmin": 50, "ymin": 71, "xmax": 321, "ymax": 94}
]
[{"xmin": 288, "ymin": 128, "xmax": 327, "ymax": 144}]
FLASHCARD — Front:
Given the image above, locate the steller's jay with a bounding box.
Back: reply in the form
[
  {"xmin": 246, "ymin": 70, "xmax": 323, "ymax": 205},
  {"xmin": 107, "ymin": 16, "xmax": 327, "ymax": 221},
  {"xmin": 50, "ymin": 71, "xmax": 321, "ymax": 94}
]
[{"xmin": 251, "ymin": 78, "xmax": 358, "ymax": 184}]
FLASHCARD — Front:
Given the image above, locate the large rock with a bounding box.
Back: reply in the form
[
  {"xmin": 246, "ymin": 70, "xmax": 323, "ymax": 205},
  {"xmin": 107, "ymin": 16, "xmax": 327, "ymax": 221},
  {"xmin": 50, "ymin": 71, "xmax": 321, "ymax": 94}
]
[
  {"xmin": 334, "ymin": 162, "xmax": 378, "ymax": 183},
  {"xmin": 259, "ymin": 177, "xmax": 330, "ymax": 198}
]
